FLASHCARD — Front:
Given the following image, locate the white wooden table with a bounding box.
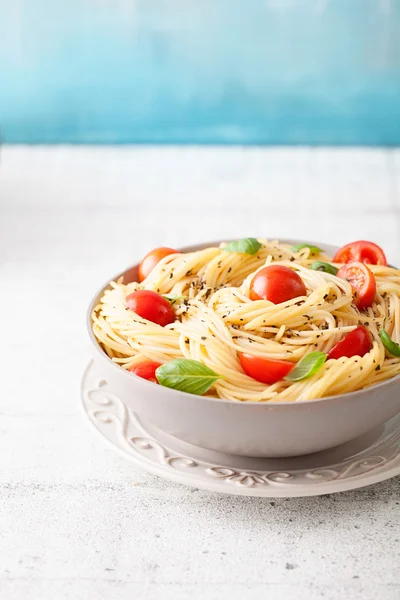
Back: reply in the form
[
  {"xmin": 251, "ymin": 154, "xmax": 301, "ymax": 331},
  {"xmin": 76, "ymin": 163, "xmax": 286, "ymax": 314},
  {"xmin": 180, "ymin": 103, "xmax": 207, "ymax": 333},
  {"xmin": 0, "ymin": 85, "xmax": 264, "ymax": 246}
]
[{"xmin": 1, "ymin": 147, "xmax": 399, "ymax": 600}]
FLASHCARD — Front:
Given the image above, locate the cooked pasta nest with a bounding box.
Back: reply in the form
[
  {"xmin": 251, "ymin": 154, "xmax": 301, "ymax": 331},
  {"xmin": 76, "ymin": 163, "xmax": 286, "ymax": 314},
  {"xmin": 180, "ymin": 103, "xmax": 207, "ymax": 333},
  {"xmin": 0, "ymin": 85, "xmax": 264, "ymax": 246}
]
[{"xmin": 92, "ymin": 239, "xmax": 400, "ymax": 402}]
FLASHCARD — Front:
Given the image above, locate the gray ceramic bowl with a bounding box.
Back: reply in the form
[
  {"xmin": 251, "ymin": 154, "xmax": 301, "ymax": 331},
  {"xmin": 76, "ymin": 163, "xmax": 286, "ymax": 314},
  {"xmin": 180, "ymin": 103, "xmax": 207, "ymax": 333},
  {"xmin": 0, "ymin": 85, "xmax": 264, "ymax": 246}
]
[{"xmin": 87, "ymin": 240, "xmax": 400, "ymax": 457}]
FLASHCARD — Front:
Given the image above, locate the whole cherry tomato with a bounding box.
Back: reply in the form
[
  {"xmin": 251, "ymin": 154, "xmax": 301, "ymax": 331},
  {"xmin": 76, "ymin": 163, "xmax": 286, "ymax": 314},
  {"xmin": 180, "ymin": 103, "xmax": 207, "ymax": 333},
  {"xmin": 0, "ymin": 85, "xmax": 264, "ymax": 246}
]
[
  {"xmin": 129, "ymin": 361, "xmax": 162, "ymax": 382},
  {"xmin": 250, "ymin": 265, "xmax": 307, "ymax": 304},
  {"xmin": 327, "ymin": 326, "xmax": 372, "ymax": 360},
  {"xmin": 126, "ymin": 290, "xmax": 175, "ymax": 326},
  {"xmin": 239, "ymin": 353, "xmax": 294, "ymax": 384},
  {"xmin": 138, "ymin": 247, "xmax": 179, "ymax": 282}
]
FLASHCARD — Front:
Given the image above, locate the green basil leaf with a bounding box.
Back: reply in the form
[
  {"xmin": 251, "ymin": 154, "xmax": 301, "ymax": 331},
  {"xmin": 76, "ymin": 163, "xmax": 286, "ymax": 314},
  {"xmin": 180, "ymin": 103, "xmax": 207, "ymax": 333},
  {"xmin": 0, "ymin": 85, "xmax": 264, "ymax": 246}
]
[
  {"xmin": 379, "ymin": 329, "xmax": 400, "ymax": 357},
  {"xmin": 156, "ymin": 359, "xmax": 220, "ymax": 395},
  {"xmin": 223, "ymin": 238, "xmax": 262, "ymax": 255},
  {"xmin": 162, "ymin": 294, "xmax": 184, "ymax": 304},
  {"xmin": 284, "ymin": 351, "xmax": 327, "ymax": 382},
  {"xmin": 310, "ymin": 261, "xmax": 338, "ymax": 275},
  {"xmin": 291, "ymin": 243, "xmax": 322, "ymax": 255}
]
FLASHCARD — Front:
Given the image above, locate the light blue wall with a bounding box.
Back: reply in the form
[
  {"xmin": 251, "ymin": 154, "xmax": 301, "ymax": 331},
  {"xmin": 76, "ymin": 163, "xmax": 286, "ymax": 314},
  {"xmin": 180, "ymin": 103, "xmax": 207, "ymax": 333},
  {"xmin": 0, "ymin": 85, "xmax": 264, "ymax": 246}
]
[{"xmin": 1, "ymin": 0, "xmax": 400, "ymax": 145}]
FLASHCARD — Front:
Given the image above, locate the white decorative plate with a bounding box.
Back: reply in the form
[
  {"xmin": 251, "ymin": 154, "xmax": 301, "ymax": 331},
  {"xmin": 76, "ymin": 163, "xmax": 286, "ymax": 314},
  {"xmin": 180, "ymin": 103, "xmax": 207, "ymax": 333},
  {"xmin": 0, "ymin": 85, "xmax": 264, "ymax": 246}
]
[{"xmin": 81, "ymin": 361, "xmax": 400, "ymax": 497}]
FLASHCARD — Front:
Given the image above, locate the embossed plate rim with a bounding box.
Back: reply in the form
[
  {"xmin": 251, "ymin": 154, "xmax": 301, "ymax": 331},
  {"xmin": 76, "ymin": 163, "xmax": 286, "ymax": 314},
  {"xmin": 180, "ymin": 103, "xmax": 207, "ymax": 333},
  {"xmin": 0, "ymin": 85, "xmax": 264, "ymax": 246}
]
[{"xmin": 81, "ymin": 361, "xmax": 400, "ymax": 497}]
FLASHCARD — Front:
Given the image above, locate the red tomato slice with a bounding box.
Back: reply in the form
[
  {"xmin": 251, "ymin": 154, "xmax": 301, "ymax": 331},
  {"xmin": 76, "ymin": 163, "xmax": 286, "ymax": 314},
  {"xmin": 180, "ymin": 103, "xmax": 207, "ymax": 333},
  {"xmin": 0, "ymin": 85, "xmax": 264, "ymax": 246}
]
[
  {"xmin": 337, "ymin": 262, "xmax": 376, "ymax": 310},
  {"xmin": 126, "ymin": 290, "xmax": 175, "ymax": 326},
  {"xmin": 239, "ymin": 353, "xmax": 294, "ymax": 384},
  {"xmin": 249, "ymin": 265, "xmax": 307, "ymax": 304},
  {"xmin": 129, "ymin": 361, "xmax": 162, "ymax": 382},
  {"xmin": 333, "ymin": 241, "xmax": 387, "ymax": 266},
  {"xmin": 138, "ymin": 247, "xmax": 179, "ymax": 282},
  {"xmin": 327, "ymin": 326, "xmax": 372, "ymax": 360}
]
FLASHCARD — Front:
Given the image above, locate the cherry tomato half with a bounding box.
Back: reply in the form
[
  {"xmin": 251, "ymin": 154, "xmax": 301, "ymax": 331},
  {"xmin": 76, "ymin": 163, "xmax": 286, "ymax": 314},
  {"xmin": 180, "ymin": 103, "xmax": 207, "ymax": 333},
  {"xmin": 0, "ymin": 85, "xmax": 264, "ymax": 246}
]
[
  {"xmin": 126, "ymin": 290, "xmax": 175, "ymax": 326},
  {"xmin": 327, "ymin": 326, "xmax": 372, "ymax": 360},
  {"xmin": 337, "ymin": 262, "xmax": 376, "ymax": 310},
  {"xmin": 249, "ymin": 265, "xmax": 307, "ymax": 304},
  {"xmin": 333, "ymin": 241, "xmax": 387, "ymax": 266},
  {"xmin": 129, "ymin": 361, "xmax": 162, "ymax": 382},
  {"xmin": 138, "ymin": 247, "xmax": 179, "ymax": 282},
  {"xmin": 239, "ymin": 353, "xmax": 294, "ymax": 384}
]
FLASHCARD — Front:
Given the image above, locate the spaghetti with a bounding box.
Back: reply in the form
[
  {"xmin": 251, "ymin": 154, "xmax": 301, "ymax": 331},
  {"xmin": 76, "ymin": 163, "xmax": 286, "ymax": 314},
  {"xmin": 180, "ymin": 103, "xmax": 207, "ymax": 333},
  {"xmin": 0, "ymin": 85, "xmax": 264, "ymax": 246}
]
[{"xmin": 92, "ymin": 239, "xmax": 400, "ymax": 402}]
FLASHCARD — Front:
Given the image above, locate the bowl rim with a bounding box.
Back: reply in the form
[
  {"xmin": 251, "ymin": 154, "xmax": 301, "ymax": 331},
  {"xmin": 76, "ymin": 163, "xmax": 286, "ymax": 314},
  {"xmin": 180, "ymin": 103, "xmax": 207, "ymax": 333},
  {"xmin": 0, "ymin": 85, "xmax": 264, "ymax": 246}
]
[{"xmin": 86, "ymin": 237, "xmax": 400, "ymax": 407}]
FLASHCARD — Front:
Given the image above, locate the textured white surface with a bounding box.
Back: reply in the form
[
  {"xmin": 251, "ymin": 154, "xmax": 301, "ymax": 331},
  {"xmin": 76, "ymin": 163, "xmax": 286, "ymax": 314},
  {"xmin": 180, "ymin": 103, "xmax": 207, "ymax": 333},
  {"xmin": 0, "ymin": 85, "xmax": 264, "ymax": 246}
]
[{"xmin": 1, "ymin": 146, "xmax": 400, "ymax": 600}]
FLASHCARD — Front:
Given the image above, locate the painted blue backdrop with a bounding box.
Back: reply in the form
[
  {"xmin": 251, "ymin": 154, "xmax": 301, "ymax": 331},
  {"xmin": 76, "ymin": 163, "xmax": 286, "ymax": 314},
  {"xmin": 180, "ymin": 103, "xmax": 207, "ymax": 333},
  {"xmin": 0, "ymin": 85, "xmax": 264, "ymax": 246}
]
[{"xmin": 1, "ymin": 0, "xmax": 400, "ymax": 145}]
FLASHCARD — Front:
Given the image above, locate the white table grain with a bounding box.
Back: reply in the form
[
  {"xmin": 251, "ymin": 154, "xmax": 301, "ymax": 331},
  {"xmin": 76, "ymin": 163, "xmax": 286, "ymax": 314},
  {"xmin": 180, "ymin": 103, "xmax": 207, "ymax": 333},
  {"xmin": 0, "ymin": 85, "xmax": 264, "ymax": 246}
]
[{"xmin": 1, "ymin": 146, "xmax": 399, "ymax": 600}]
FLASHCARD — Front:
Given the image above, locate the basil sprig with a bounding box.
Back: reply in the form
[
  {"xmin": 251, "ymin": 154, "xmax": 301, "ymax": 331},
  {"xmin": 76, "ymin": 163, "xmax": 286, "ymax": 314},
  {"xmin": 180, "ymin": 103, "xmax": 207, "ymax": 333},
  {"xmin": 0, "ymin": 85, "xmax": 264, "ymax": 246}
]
[
  {"xmin": 379, "ymin": 329, "xmax": 400, "ymax": 357},
  {"xmin": 156, "ymin": 359, "xmax": 220, "ymax": 395},
  {"xmin": 223, "ymin": 238, "xmax": 262, "ymax": 255},
  {"xmin": 310, "ymin": 261, "xmax": 338, "ymax": 275},
  {"xmin": 291, "ymin": 243, "xmax": 322, "ymax": 255},
  {"xmin": 284, "ymin": 352, "xmax": 327, "ymax": 382}
]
